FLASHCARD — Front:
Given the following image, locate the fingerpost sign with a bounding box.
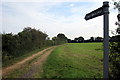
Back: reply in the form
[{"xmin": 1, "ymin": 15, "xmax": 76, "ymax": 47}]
[{"xmin": 84, "ymin": 1, "xmax": 109, "ymax": 78}]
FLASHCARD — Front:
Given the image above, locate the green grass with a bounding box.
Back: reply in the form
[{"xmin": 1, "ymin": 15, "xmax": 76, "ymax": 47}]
[
  {"xmin": 42, "ymin": 43, "xmax": 103, "ymax": 78},
  {"xmin": 5, "ymin": 63, "xmax": 32, "ymax": 78}
]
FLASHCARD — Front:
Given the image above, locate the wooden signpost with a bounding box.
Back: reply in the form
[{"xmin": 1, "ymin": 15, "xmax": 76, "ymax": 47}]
[{"xmin": 85, "ymin": 1, "xmax": 109, "ymax": 78}]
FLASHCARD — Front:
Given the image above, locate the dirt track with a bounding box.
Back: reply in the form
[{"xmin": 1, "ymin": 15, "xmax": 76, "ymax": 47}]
[{"xmin": 2, "ymin": 46, "xmax": 56, "ymax": 78}]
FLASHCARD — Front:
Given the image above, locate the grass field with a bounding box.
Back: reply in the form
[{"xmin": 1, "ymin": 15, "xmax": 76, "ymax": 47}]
[{"xmin": 42, "ymin": 43, "xmax": 103, "ymax": 78}]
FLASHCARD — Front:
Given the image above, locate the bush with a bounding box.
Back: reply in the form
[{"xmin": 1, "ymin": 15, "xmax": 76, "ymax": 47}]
[
  {"xmin": 109, "ymin": 35, "xmax": 120, "ymax": 78},
  {"xmin": 2, "ymin": 27, "xmax": 53, "ymax": 64}
]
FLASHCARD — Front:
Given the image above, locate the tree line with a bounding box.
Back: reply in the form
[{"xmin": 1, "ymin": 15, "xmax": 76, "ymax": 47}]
[
  {"xmin": 2, "ymin": 27, "xmax": 67, "ymax": 65},
  {"xmin": 67, "ymin": 36, "xmax": 103, "ymax": 43},
  {"xmin": 67, "ymin": 36, "xmax": 120, "ymax": 43}
]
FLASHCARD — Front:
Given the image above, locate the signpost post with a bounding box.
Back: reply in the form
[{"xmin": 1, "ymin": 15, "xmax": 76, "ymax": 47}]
[{"xmin": 84, "ymin": 1, "xmax": 109, "ymax": 78}]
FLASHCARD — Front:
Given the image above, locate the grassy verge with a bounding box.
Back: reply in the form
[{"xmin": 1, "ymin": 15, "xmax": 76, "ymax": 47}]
[
  {"xmin": 5, "ymin": 63, "xmax": 31, "ymax": 78},
  {"xmin": 42, "ymin": 43, "xmax": 103, "ymax": 78},
  {"xmin": 2, "ymin": 46, "xmax": 51, "ymax": 68}
]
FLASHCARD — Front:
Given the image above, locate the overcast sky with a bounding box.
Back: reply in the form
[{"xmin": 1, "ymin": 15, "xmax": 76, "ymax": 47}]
[{"xmin": 1, "ymin": 0, "xmax": 119, "ymax": 39}]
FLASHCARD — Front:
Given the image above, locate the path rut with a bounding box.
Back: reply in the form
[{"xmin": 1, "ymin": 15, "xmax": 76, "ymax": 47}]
[
  {"xmin": 2, "ymin": 46, "xmax": 56, "ymax": 78},
  {"xmin": 21, "ymin": 48, "xmax": 54, "ymax": 78}
]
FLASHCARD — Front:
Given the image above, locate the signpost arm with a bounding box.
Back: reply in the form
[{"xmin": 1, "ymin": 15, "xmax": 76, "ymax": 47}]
[{"xmin": 103, "ymin": 1, "xmax": 109, "ymax": 78}]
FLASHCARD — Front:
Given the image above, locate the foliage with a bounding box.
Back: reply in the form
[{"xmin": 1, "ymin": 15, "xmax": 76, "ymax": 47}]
[
  {"xmin": 109, "ymin": 1, "xmax": 120, "ymax": 78},
  {"xmin": 52, "ymin": 33, "xmax": 67, "ymax": 45},
  {"xmin": 74, "ymin": 36, "xmax": 84, "ymax": 42},
  {"xmin": 113, "ymin": 0, "xmax": 120, "ymax": 35},
  {"xmin": 2, "ymin": 27, "xmax": 52, "ymax": 66},
  {"xmin": 109, "ymin": 35, "xmax": 120, "ymax": 78}
]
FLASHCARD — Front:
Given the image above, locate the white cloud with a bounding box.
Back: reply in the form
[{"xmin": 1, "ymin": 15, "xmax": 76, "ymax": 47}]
[
  {"xmin": 2, "ymin": 0, "xmax": 118, "ymax": 39},
  {"xmin": 69, "ymin": 3, "xmax": 75, "ymax": 7}
]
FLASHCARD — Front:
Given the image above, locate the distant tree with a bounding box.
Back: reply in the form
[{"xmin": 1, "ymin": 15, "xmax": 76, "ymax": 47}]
[
  {"xmin": 52, "ymin": 33, "xmax": 67, "ymax": 45},
  {"xmin": 52, "ymin": 37, "xmax": 60, "ymax": 45},
  {"xmin": 57, "ymin": 33, "xmax": 67, "ymax": 40},
  {"xmin": 57, "ymin": 33, "xmax": 67, "ymax": 43},
  {"xmin": 74, "ymin": 38, "xmax": 79, "ymax": 43},
  {"xmin": 90, "ymin": 37, "xmax": 94, "ymax": 42},
  {"xmin": 78, "ymin": 36, "xmax": 84, "ymax": 42},
  {"xmin": 95, "ymin": 37, "xmax": 103, "ymax": 42},
  {"xmin": 67, "ymin": 39, "xmax": 72, "ymax": 43},
  {"xmin": 74, "ymin": 36, "xmax": 84, "ymax": 43}
]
